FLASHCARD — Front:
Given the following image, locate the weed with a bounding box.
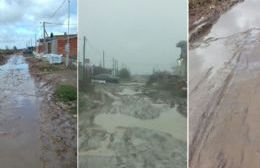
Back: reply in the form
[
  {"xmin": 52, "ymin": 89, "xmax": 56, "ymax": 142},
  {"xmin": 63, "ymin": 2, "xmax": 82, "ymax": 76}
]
[{"xmin": 55, "ymin": 85, "xmax": 77, "ymax": 102}]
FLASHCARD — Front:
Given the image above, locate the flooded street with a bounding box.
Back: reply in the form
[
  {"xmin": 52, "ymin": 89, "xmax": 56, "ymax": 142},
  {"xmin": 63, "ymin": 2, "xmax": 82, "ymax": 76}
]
[
  {"xmin": 190, "ymin": 0, "xmax": 260, "ymax": 167},
  {"xmin": 80, "ymin": 83, "xmax": 186, "ymax": 168},
  {"xmin": 0, "ymin": 55, "xmax": 41, "ymax": 167},
  {"xmin": 95, "ymin": 109, "xmax": 186, "ymax": 142}
]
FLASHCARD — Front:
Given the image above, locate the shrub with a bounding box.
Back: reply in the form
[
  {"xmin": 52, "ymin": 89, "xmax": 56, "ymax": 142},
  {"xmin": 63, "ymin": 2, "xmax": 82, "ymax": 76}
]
[
  {"xmin": 55, "ymin": 85, "xmax": 77, "ymax": 102},
  {"xmin": 118, "ymin": 68, "xmax": 131, "ymax": 80}
]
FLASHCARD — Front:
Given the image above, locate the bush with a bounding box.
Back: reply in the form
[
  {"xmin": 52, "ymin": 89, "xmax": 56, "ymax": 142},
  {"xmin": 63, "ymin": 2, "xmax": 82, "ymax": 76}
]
[
  {"xmin": 146, "ymin": 71, "xmax": 187, "ymax": 98},
  {"xmin": 118, "ymin": 68, "xmax": 131, "ymax": 80},
  {"xmin": 55, "ymin": 85, "xmax": 77, "ymax": 102}
]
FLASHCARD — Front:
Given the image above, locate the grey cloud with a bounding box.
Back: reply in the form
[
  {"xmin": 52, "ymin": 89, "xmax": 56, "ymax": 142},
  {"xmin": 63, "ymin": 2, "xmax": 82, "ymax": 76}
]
[{"xmin": 0, "ymin": 0, "xmax": 77, "ymax": 48}]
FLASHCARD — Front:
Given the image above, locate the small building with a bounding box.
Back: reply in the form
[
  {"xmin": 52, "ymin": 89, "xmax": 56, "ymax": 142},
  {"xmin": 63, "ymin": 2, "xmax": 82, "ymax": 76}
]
[
  {"xmin": 176, "ymin": 41, "xmax": 187, "ymax": 79},
  {"xmin": 37, "ymin": 34, "xmax": 77, "ymax": 58}
]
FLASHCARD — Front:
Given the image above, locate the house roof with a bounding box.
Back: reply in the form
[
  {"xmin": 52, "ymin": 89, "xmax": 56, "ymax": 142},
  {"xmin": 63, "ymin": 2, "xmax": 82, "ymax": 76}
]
[{"xmin": 38, "ymin": 34, "xmax": 77, "ymax": 42}]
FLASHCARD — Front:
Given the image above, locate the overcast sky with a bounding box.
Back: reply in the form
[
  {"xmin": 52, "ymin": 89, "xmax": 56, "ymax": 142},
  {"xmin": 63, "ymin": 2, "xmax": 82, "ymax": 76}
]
[
  {"xmin": 79, "ymin": 0, "xmax": 187, "ymax": 74},
  {"xmin": 0, "ymin": 0, "xmax": 77, "ymax": 49}
]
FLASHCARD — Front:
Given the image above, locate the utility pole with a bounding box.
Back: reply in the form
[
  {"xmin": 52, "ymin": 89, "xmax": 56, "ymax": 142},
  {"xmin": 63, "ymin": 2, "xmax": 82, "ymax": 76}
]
[
  {"xmin": 83, "ymin": 36, "xmax": 86, "ymax": 81},
  {"xmin": 83, "ymin": 36, "xmax": 86, "ymax": 67},
  {"xmin": 65, "ymin": 0, "xmax": 70, "ymax": 67},
  {"xmin": 103, "ymin": 50, "xmax": 105, "ymax": 68},
  {"xmin": 35, "ymin": 33, "xmax": 37, "ymax": 51},
  {"xmin": 43, "ymin": 21, "xmax": 47, "ymax": 54},
  {"xmin": 112, "ymin": 57, "xmax": 115, "ymax": 76},
  {"xmin": 116, "ymin": 60, "xmax": 118, "ymax": 76}
]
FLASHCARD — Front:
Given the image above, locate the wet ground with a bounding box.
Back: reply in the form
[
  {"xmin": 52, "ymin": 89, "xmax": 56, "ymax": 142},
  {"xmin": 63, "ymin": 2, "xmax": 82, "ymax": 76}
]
[
  {"xmin": 190, "ymin": 0, "xmax": 260, "ymax": 167},
  {"xmin": 0, "ymin": 55, "xmax": 42, "ymax": 167},
  {"xmin": 80, "ymin": 83, "xmax": 186, "ymax": 168},
  {"xmin": 189, "ymin": 0, "xmax": 243, "ymax": 42},
  {"xmin": 26, "ymin": 56, "xmax": 77, "ymax": 168}
]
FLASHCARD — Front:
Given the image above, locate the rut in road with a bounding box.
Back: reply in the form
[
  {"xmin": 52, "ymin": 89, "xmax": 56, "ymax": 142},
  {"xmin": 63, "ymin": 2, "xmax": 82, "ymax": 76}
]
[
  {"xmin": 190, "ymin": 0, "xmax": 260, "ymax": 167},
  {"xmin": 0, "ymin": 55, "xmax": 42, "ymax": 167}
]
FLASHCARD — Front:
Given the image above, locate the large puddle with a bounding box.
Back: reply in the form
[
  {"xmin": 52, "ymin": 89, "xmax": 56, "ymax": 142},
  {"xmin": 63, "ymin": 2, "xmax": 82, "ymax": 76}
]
[
  {"xmin": 95, "ymin": 108, "xmax": 186, "ymax": 142},
  {"xmin": 0, "ymin": 55, "xmax": 41, "ymax": 167},
  {"xmin": 190, "ymin": 0, "xmax": 260, "ymax": 167},
  {"xmin": 190, "ymin": 0, "xmax": 260, "ymax": 89},
  {"xmin": 209, "ymin": 0, "xmax": 260, "ymax": 37}
]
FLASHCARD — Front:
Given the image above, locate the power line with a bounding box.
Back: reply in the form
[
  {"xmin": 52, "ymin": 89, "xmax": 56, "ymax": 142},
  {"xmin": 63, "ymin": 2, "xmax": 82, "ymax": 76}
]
[
  {"xmin": 49, "ymin": 0, "xmax": 67, "ymax": 19},
  {"xmin": 83, "ymin": 36, "xmax": 103, "ymax": 55}
]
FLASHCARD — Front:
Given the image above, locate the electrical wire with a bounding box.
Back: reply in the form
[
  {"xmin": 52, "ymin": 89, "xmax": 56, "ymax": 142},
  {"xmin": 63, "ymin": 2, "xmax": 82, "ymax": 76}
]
[{"xmin": 49, "ymin": 0, "xmax": 67, "ymax": 19}]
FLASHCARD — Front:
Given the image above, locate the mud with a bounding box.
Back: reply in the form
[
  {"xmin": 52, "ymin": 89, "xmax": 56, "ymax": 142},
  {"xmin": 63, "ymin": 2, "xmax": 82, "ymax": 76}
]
[
  {"xmin": 79, "ymin": 83, "xmax": 186, "ymax": 168},
  {"xmin": 26, "ymin": 57, "xmax": 77, "ymax": 168},
  {"xmin": 0, "ymin": 55, "xmax": 42, "ymax": 167},
  {"xmin": 190, "ymin": 0, "xmax": 260, "ymax": 167},
  {"xmin": 189, "ymin": 0, "xmax": 243, "ymax": 42},
  {"xmin": 0, "ymin": 55, "xmax": 76, "ymax": 167}
]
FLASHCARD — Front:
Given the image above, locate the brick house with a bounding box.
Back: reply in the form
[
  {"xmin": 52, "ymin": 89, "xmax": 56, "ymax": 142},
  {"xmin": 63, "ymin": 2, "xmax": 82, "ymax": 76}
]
[{"xmin": 37, "ymin": 34, "xmax": 77, "ymax": 58}]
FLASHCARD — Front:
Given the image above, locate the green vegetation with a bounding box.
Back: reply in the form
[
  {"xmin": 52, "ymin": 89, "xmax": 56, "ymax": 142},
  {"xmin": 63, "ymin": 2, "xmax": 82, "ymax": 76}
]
[
  {"xmin": 146, "ymin": 71, "xmax": 186, "ymax": 98},
  {"xmin": 118, "ymin": 68, "xmax": 131, "ymax": 80},
  {"xmin": 55, "ymin": 85, "xmax": 77, "ymax": 102},
  {"xmin": 39, "ymin": 62, "xmax": 62, "ymax": 72}
]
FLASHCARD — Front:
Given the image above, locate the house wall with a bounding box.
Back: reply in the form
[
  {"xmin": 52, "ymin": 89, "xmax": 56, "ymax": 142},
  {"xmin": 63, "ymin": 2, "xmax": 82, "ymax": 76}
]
[
  {"xmin": 37, "ymin": 36, "xmax": 77, "ymax": 57},
  {"xmin": 51, "ymin": 39, "xmax": 57, "ymax": 54},
  {"xmin": 56, "ymin": 36, "xmax": 77, "ymax": 57},
  {"xmin": 48, "ymin": 43, "xmax": 51, "ymax": 53},
  {"xmin": 38, "ymin": 43, "xmax": 44, "ymax": 53}
]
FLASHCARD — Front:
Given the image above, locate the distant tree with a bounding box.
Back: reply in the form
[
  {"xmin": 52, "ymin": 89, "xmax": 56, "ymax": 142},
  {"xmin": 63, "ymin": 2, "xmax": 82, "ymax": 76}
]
[
  {"xmin": 13, "ymin": 46, "xmax": 17, "ymax": 51},
  {"xmin": 5, "ymin": 45, "xmax": 9, "ymax": 51},
  {"xmin": 118, "ymin": 68, "xmax": 131, "ymax": 80}
]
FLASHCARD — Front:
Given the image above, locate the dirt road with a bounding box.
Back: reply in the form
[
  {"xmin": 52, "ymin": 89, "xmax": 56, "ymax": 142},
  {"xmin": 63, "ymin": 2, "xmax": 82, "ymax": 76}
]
[
  {"xmin": 0, "ymin": 55, "xmax": 42, "ymax": 167},
  {"xmin": 190, "ymin": 1, "xmax": 260, "ymax": 167},
  {"xmin": 79, "ymin": 82, "xmax": 186, "ymax": 168},
  {"xmin": 27, "ymin": 56, "xmax": 77, "ymax": 168},
  {"xmin": 0, "ymin": 55, "xmax": 76, "ymax": 167}
]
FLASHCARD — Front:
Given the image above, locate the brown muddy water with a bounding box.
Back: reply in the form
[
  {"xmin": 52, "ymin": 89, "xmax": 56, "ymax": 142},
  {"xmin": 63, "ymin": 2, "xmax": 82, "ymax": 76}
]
[
  {"xmin": 190, "ymin": 0, "xmax": 260, "ymax": 168},
  {"xmin": 0, "ymin": 55, "xmax": 41, "ymax": 167},
  {"xmin": 95, "ymin": 108, "xmax": 186, "ymax": 142},
  {"xmin": 80, "ymin": 85, "xmax": 186, "ymax": 168}
]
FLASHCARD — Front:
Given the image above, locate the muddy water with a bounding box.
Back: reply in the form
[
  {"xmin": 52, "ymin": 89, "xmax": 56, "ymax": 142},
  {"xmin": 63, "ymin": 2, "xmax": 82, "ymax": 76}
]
[
  {"xmin": 80, "ymin": 85, "xmax": 186, "ymax": 168},
  {"xmin": 190, "ymin": 0, "xmax": 260, "ymax": 168},
  {"xmin": 95, "ymin": 109, "xmax": 186, "ymax": 142},
  {"xmin": 209, "ymin": 0, "xmax": 260, "ymax": 37},
  {"xmin": 0, "ymin": 55, "xmax": 41, "ymax": 167},
  {"xmin": 190, "ymin": 0, "xmax": 260, "ymax": 85}
]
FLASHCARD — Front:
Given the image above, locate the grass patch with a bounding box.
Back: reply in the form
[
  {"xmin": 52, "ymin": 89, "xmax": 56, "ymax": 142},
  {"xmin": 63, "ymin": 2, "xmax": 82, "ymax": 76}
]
[{"xmin": 55, "ymin": 85, "xmax": 77, "ymax": 102}]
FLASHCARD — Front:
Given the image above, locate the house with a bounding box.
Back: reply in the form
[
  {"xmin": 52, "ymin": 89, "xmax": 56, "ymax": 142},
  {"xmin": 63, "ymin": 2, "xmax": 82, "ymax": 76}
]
[
  {"xmin": 37, "ymin": 34, "xmax": 77, "ymax": 58},
  {"xmin": 176, "ymin": 41, "xmax": 187, "ymax": 79}
]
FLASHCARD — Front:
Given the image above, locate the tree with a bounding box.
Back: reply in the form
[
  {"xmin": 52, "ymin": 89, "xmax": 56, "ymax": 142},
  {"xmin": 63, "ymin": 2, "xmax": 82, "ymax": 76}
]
[
  {"xmin": 13, "ymin": 46, "xmax": 17, "ymax": 51},
  {"xmin": 118, "ymin": 68, "xmax": 131, "ymax": 80}
]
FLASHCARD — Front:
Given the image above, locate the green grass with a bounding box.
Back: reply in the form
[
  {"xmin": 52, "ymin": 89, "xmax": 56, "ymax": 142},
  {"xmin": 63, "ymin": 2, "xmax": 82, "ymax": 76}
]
[{"xmin": 55, "ymin": 85, "xmax": 77, "ymax": 102}]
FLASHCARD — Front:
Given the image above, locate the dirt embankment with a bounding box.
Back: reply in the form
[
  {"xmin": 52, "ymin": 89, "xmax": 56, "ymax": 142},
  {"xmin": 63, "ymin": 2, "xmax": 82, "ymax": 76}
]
[
  {"xmin": 26, "ymin": 56, "xmax": 77, "ymax": 168},
  {"xmin": 189, "ymin": 0, "xmax": 243, "ymax": 42}
]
